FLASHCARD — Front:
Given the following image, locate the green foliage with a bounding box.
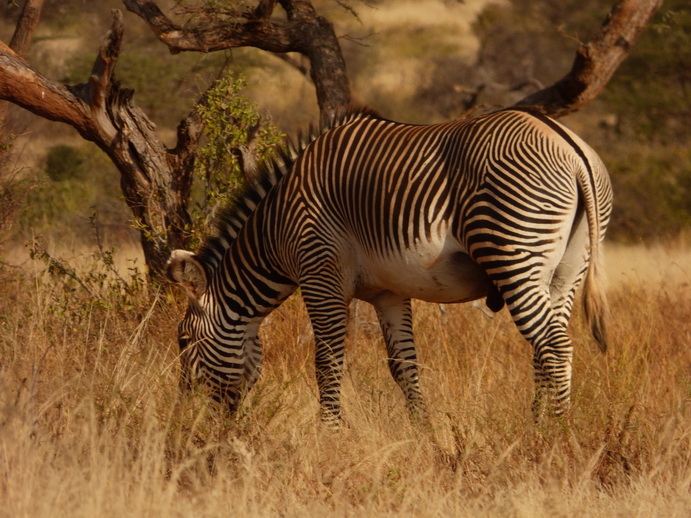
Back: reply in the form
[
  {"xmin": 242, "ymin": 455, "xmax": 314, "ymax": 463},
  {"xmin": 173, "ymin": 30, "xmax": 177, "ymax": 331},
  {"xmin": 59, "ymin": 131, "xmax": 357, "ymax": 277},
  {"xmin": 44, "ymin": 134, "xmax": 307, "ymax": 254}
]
[
  {"xmin": 44, "ymin": 144, "xmax": 84, "ymax": 182},
  {"xmin": 189, "ymin": 72, "xmax": 283, "ymax": 249}
]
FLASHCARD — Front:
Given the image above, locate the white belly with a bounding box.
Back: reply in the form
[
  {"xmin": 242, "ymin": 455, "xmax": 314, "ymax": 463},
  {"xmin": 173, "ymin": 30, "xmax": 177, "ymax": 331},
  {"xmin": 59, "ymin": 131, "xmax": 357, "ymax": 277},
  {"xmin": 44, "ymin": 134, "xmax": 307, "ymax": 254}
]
[{"xmin": 355, "ymin": 235, "xmax": 491, "ymax": 303}]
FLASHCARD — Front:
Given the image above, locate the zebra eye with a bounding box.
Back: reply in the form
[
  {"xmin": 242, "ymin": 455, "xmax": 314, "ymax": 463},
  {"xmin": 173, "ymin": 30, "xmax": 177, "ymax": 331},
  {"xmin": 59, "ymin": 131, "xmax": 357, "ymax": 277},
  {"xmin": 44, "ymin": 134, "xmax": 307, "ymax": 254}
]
[{"xmin": 178, "ymin": 334, "xmax": 191, "ymax": 350}]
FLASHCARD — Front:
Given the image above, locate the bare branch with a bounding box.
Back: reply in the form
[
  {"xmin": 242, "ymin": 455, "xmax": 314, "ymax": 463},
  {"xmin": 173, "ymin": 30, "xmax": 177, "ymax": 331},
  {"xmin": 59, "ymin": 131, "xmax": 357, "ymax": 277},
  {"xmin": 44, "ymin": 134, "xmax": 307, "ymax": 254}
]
[
  {"xmin": 122, "ymin": 0, "xmax": 295, "ymax": 53},
  {"xmin": 254, "ymin": 0, "xmax": 279, "ymax": 20},
  {"xmin": 9, "ymin": 0, "xmax": 45, "ymax": 55},
  {"xmin": 84, "ymin": 10, "xmax": 124, "ymax": 110},
  {"xmin": 123, "ymin": 0, "xmax": 351, "ymax": 123},
  {"xmin": 514, "ymin": 0, "xmax": 663, "ymax": 118},
  {"xmin": 0, "ymin": 48, "xmax": 92, "ymax": 133}
]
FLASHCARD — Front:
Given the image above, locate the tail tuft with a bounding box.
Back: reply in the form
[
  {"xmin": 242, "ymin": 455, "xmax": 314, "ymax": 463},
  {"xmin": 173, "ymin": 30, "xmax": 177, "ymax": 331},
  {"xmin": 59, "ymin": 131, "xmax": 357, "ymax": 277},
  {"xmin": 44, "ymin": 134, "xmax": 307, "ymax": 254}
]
[{"xmin": 583, "ymin": 250, "xmax": 609, "ymax": 353}]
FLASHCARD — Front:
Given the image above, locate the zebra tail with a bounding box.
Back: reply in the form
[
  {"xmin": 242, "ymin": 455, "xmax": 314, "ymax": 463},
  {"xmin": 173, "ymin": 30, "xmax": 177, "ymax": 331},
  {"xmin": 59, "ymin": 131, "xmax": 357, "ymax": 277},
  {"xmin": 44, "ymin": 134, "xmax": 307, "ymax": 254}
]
[
  {"xmin": 583, "ymin": 239, "xmax": 609, "ymax": 353},
  {"xmin": 577, "ymin": 163, "xmax": 609, "ymax": 354}
]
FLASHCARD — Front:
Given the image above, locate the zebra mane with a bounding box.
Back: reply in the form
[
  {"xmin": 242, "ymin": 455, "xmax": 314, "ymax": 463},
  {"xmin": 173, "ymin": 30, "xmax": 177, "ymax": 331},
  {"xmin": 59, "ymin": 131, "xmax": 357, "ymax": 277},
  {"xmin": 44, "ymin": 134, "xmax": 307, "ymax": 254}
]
[{"xmin": 194, "ymin": 105, "xmax": 383, "ymax": 274}]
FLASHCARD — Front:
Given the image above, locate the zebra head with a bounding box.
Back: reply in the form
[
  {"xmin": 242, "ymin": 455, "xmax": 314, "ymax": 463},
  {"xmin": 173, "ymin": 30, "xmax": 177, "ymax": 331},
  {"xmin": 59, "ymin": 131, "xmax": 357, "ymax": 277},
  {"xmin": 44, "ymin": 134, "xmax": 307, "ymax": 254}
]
[{"xmin": 166, "ymin": 249, "xmax": 248, "ymax": 412}]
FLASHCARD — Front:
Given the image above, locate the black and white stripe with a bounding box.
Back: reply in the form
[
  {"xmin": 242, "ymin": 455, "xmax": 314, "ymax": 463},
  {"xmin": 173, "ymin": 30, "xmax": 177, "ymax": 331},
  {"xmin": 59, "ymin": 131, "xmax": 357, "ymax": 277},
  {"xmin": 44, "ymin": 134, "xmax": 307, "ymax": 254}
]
[{"xmin": 168, "ymin": 107, "xmax": 612, "ymax": 422}]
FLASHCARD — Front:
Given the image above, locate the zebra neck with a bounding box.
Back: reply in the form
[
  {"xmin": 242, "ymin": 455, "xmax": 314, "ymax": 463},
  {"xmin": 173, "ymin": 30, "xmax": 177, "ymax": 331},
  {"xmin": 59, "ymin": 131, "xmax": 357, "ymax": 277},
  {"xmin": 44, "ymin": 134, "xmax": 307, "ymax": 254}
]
[{"xmin": 207, "ymin": 240, "xmax": 295, "ymax": 323}]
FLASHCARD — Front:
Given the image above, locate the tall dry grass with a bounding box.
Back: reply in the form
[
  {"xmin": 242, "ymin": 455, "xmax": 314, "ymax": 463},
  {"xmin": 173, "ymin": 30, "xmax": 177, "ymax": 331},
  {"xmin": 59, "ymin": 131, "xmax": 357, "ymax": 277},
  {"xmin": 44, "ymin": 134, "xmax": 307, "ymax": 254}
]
[{"xmin": 0, "ymin": 243, "xmax": 689, "ymax": 517}]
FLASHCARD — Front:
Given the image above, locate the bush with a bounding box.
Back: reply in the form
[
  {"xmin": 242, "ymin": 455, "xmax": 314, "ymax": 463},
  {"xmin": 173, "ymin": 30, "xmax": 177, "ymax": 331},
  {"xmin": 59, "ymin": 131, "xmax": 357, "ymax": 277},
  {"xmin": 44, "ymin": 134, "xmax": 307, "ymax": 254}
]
[
  {"xmin": 188, "ymin": 72, "xmax": 283, "ymax": 249},
  {"xmin": 44, "ymin": 144, "xmax": 84, "ymax": 182},
  {"xmin": 15, "ymin": 144, "xmax": 135, "ymax": 247}
]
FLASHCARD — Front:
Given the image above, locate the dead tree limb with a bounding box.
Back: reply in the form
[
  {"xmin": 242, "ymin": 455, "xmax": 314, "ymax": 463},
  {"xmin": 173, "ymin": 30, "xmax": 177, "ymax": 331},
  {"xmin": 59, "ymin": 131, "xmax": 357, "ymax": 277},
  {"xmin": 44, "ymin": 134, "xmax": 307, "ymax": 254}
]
[{"xmin": 122, "ymin": 0, "xmax": 351, "ymax": 124}]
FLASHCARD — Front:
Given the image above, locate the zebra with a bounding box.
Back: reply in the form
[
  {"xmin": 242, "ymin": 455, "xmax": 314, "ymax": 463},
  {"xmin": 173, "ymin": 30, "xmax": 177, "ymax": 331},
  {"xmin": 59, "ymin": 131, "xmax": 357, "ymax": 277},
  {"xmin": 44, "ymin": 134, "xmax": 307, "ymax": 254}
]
[{"xmin": 167, "ymin": 107, "xmax": 612, "ymax": 425}]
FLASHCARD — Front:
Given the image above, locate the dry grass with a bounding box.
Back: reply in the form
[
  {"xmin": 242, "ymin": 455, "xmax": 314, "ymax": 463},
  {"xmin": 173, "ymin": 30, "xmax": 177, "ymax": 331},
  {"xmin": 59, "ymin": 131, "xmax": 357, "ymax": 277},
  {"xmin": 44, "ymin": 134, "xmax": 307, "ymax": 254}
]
[{"xmin": 0, "ymin": 243, "xmax": 689, "ymax": 517}]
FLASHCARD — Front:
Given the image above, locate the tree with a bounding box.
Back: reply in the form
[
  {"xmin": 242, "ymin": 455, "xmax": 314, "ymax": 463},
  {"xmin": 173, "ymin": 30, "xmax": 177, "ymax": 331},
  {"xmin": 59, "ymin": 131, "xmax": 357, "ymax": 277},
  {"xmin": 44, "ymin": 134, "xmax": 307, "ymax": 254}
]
[
  {"xmin": 0, "ymin": 10, "xmax": 199, "ymax": 275},
  {"xmin": 0, "ymin": 0, "xmax": 663, "ymax": 276},
  {"xmin": 514, "ymin": 0, "xmax": 665, "ymax": 117}
]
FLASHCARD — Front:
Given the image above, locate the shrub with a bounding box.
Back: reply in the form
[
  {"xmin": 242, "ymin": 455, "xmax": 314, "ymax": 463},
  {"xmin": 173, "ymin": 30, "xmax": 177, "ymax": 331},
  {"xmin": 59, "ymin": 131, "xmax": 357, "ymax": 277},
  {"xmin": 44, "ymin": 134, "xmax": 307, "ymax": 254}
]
[
  {"xmin": 44, "ymin": 144, "xmax": 84, "ymax": 182},
  {"xmin": 188, "ymin": 72, "xmax": 283, "ymax": 249}
]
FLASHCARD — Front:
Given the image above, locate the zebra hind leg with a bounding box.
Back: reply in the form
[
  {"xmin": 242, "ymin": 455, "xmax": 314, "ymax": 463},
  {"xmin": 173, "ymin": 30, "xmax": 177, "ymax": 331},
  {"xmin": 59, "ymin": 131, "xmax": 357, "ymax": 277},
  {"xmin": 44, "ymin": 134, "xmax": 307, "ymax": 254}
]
[
  {"xmin": 532, "ymin": 211, "xmax": 592, "ymax": 418},
  {"xmin": 505, "ymin": 287, "xmax": 575, "ymax": 419},
  {"xmin": 371, "ymin": 293, "xmax": 427, "ymax": 421},
  {"xmin": 530, "ymin": 330, "xmax": 574, "ymax": 419}
]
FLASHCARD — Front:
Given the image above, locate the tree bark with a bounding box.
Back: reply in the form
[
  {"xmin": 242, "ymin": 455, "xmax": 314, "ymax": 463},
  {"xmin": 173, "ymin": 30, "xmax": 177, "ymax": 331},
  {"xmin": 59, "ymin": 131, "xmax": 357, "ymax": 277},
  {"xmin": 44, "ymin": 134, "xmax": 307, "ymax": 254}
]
[
  {"xmin": 514, "ymin": 0, "xmax": 663, "ymax": 118},
  {"xmin": 122, "ymin": 0, "xmax": 351, "ymax": 124},
  {"xmin": 0, "ymin": 10, "xmax": 202, "ymax": 276},
  {"xmin": 9, "ymin": 0, "xmax": 45, "ymax": 54}
]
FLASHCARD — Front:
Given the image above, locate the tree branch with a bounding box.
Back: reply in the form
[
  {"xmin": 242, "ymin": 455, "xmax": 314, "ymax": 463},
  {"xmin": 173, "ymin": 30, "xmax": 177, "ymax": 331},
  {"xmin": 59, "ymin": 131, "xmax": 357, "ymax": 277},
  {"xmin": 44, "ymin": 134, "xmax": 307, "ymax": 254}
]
[
  {"xmin": 1, "ymin": 0, "xmax": 46, "ymax": 133},
  {"xmin": 123, "ymin": 0, "xmax": 351, "ymax": 123},
  {"xmin": 9, "ymin": 0, "xmax": 45, "ymax": 56},
  {"xmin": 84, "ymin": 9, "xmax": 124, "ymax": 110},
  {"xmin": 514, "ymin": 0, "xmax": 663, "ymax": 118},
  {"xmin": 122, "ymin": 0, "xmax": 295, "ymax": 53},
  {"xmin": 0, "ymin": 48, "xmax": 93, "ymax": 133}
]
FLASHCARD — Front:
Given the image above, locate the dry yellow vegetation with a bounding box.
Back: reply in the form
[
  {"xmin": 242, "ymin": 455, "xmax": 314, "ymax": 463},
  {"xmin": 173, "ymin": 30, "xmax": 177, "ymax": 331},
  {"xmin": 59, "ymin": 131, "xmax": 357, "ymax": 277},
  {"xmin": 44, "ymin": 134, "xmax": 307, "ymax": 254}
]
[{"xmin": 0, "ymin": 241, "xmax": 689, "ymax": 517}]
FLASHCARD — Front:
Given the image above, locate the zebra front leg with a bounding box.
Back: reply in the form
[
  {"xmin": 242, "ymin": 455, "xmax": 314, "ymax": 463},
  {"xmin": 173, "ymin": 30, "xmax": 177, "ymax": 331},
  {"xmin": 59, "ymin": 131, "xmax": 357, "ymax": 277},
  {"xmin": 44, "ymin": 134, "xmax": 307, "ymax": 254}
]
[
  {"xmin": 302, "ymin": 287, "xmax": 350, "ymax": 426},
  {"xmin": 240, "ymin": 333, "xmax": 263, "ymax": 398},
  {"xmin": 371, "ymin": 293, "xmax": 427, "ymax": 421}
]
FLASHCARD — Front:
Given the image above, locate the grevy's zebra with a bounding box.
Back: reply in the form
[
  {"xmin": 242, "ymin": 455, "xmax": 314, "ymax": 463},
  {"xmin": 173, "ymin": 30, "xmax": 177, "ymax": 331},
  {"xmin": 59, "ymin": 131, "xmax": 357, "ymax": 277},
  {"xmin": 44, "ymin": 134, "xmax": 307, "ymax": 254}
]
[{"xmin": 168, "ymin": 107, "xmax": 612, "ymax": 424}]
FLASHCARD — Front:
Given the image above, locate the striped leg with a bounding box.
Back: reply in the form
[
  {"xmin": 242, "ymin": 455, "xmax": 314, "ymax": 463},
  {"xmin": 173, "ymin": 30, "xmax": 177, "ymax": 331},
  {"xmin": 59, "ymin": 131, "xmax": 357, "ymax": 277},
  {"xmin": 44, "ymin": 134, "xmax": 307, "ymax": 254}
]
[
  {"xmin": 466, "ymin": 192, "xmax": 579, "ymax": 417},
  {"xmin": 532, "ymin": 213, "xmax": 591, "ymax": 416},
  {"xmin": 371, "ymin": 293, "xmax": 427, "ymax": 419},
  {"xmin": 301, "ymin": 282, "xmax": 350, "ymax": 426},
  {"xmin": 530, "ymin": 316, "xmax": 574, "ymax": 417},
  {"xmin": 470, "ymin": 244, "xmax": 575, "ymax": 416},
  {"xmin": 242, "ymin": 332, "xmax": 263, "ymax": 395},
  {"xmin": 504, "ymin": 287, "xmax": 574, "ymax": 417}
]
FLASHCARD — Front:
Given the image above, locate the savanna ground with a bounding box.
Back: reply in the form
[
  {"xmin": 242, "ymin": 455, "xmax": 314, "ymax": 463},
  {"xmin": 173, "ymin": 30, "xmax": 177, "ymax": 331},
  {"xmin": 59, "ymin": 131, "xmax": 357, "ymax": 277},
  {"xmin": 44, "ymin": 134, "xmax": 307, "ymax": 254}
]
[{"xmin": 0, "ymin": 238, "xmax": 689, "ymax": 517}]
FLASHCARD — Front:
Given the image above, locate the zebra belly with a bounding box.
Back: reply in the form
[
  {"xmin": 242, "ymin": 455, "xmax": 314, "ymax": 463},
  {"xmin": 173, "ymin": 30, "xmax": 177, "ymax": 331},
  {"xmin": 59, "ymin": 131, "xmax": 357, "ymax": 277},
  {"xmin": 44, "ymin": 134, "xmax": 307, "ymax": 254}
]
[{"xmin": 356, "ymin": 239, "xmax": 491, "ymax": 304}]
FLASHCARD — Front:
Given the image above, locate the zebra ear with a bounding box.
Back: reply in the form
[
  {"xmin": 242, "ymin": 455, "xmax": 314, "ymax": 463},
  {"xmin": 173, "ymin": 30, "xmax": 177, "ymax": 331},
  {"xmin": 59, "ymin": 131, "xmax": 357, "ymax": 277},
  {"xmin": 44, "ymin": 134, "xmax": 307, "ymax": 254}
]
[{"xmin": 167, "ymin": 250, "xmax": 208, "ymax": 300}]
